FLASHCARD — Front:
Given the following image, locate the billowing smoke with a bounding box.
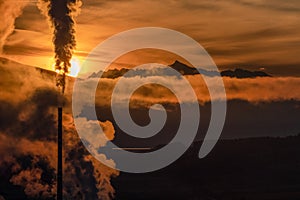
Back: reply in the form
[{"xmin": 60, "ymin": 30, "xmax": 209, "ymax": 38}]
[
  {"xmin": 38, "ymin": 0, "xmax": 82, "ymax": 93},
  {"xmin": 0, "ymin": 62, "xmax": 119, "ymax": 199},
  {"xmin": 0, "ymin": 0, "xmax": 28, "ymax": 54},
  {"xmin": 0, "ymin": 87, "xmax": 119, "ymax": 199}
]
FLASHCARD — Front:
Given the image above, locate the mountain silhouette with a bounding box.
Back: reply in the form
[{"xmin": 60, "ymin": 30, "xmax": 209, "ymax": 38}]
[
  {"xmin": 221, "ymin": 68, "xmax": 271, "ymax": 78},
  {"xmin": 88, "ymin": 60, "xmax": 271, "ymax": 79}
]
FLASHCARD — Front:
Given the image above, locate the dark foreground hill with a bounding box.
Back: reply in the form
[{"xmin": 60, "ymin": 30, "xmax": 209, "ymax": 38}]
[{"xmin": 113, "ymin": 135, "xmax": 300, "ymax": 200}]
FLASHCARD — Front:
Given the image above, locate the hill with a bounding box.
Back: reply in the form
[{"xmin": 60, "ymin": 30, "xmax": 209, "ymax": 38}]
[{"xmin": 113, "ymin": 134, "xmax": 300, "ymax": 200}]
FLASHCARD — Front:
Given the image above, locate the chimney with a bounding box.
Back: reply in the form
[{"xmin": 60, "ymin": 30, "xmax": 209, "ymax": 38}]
[{"xmin": 57, "ymin": 107, "xmax": 63, "ymax": 200}]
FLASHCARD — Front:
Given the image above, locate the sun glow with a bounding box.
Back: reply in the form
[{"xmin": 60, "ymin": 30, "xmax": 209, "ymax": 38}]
[
  {"xmin": 69, "ymin": 57, "xmax": 81, "ymax": 77},
  {"xmin": 52, "ymin": 57, "xmax": 82, "ymax": 77}
]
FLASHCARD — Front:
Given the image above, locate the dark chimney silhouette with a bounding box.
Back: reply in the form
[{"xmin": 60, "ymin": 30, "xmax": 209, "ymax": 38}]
[{"xmin": 57, "ymin": 107, "xmax": 63, "ymax": 200}]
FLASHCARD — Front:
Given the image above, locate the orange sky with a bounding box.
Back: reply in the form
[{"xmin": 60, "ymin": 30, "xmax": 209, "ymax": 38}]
[{"xmin": 1, "ymin": 0, "xmax": 300, "ymax": 76}]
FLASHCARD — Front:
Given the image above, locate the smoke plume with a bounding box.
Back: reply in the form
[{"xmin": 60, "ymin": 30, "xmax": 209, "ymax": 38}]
[
  {"xmin": 0, "ymin": 62, "xmax": 119, "ymax": 199},
  {"xmin": 38, "ymin": 0, "xmax": 82, "ymax": 93},
  {"xmin": 0, "ymin": 0, "xmax": 28, "ymax": 54}
]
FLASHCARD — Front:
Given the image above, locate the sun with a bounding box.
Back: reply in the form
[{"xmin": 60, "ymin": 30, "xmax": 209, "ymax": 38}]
[
  {"xmin": 50, "ymin": 56, "xmax": 82, "ymax": 77},
  {"xmin": 69, "ymin": 57, "xmax": 81, "ymax": 77}
]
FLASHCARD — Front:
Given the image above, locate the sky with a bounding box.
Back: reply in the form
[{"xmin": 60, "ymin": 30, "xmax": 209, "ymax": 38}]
[{"xmin": 1, "ymin": 0, "xmax": 300, "ymax": 76}]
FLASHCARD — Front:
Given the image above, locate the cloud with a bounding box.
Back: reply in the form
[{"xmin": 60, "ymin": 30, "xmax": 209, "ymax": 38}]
[
  {"xmin": 0, "ymin": 0, "xmax": 28, "ymax": 54},
  {"xmin": 235, "ymin": 0, "xmax": 300, "ymax": 12},
  {"xmin": 0, "ymin": 87, "xmax": 119, "ymax": 198},
  {"xmin": 0, "ymin": 133, "xmax": 57, "ymax": 198},
  {"xmin": 1, "ymin": 0, "xmax": 299, "ymax": 76},
  {"xmin": 62, "ymin": 117, "xmax": 119, "ymax": 200},
  {"xmin": 191, "ymin": 76, "xmax": 300, "ymax": 103},
  {"xmin": 10, "ymin": 165, "xmax": 55, "ymax": 198},
  {"xmin": 75, "ymin": 75, "xmax": 300, "ymax": 110},
  {"xmin": 75, "ymin": 117, "xmax": 115, "ymax": 152}
]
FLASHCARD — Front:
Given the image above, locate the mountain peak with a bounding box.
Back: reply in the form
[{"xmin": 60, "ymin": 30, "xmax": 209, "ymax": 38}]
[{"xmin": 170, "ymin": 60, "xmax": 198, "ymax": 75}]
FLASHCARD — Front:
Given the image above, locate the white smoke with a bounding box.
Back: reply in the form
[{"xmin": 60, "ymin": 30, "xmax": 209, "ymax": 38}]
[{"xmin": 0, "ymin": 0, "xmax": 28, "ymax": 54}]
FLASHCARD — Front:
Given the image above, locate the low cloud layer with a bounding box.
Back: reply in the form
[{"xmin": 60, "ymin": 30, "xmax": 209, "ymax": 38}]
[{"xmin": 89, "ymin": 75, "xmax": 300, "ymax": 108}]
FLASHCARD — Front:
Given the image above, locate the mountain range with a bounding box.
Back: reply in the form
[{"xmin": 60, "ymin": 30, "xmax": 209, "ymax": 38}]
[{"xmin": 89, "ymin": 60, "xmax": 271, "ymax": 79}]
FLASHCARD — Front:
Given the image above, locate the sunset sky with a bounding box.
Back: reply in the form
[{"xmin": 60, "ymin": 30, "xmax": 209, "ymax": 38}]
[{"xmin": 2, "ymin": 0, "xmax": 300, "ymax": 76}]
